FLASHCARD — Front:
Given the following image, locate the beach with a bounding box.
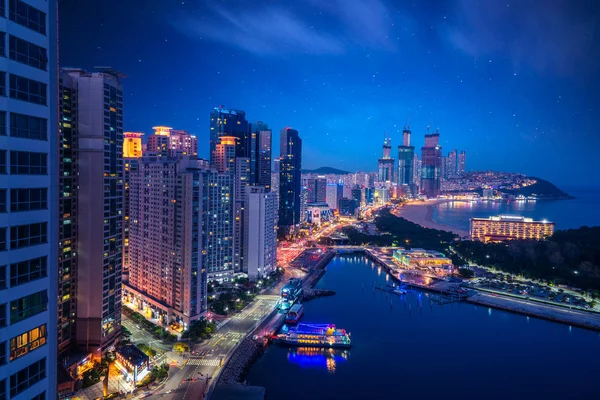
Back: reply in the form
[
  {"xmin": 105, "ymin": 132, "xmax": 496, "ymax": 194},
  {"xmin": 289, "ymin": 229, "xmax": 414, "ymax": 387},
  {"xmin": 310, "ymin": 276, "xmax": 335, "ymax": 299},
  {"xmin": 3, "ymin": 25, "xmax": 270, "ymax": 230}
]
[{"xmin": 396, "ymin": 200, "xmax": 470, "ymax": 238}]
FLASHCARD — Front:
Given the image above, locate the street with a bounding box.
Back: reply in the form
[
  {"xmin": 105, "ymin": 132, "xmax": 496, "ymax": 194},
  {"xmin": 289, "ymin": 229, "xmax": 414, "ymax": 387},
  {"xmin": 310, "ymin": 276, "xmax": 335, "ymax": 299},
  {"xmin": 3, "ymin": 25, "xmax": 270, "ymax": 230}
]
[{"xmin": 149, "ymin": 296, "xmax": 278, "ymax": 399}]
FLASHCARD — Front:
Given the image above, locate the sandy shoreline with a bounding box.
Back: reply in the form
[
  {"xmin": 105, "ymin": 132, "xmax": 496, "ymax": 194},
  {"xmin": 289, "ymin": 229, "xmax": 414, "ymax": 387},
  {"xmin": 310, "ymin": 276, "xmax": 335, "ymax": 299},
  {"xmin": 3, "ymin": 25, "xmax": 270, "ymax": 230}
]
[{"xmin": 396, "ymin": 200, "xmax": 470, "ymax": 238}]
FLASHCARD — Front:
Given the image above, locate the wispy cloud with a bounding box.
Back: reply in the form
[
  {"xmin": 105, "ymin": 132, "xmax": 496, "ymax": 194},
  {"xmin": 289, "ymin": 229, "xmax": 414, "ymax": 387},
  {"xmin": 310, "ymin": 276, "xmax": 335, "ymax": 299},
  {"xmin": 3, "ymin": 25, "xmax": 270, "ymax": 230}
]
[
  {"xmin": 444, "ymin": 0, "xmax": 598, "ymax": 76},
  {"xmin": 172, "ymin": 0, "xmax": 394, "ymax": 56}
]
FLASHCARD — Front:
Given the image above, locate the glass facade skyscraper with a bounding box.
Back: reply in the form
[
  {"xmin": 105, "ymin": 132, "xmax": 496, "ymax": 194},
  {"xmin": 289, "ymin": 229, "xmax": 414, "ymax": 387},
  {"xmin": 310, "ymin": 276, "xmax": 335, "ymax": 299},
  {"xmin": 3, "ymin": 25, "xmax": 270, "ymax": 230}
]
[
  {"xmin": 279, "ymin": 128, "xmax": 302, "ymax": 229},
  {"xmin": 397, "ymin": 127, "xmax": 414, "ymax": 186},
  {"xmin": 251, "ymin": 121, "xmax": 272, "ymax": 190},
  {"xmin": 209, "ymin": 106, "xmax": 249, "ymax": 165},
  {"xmin": 420, "ymin": 131, "xmax": 442, "ymax": 197}
]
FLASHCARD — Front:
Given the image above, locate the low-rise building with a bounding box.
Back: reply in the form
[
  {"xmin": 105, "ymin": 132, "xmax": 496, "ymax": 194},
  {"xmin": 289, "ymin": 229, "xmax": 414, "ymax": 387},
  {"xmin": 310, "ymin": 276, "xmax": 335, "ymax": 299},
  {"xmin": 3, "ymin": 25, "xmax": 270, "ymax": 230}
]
[
  {"xmin": 470, "ymin": 215, "xmax": 555, "ymax": 242},
  {"xmin": 393, "ymin": 249, "xmax": 454, "ymax": 275},
  {"xmin": 115, "ymin": 345, "xmax": 150, "ymax": 386},
  {"xmin": 306, "ymin": 203, "xmax": 333, "ymax": 225}
]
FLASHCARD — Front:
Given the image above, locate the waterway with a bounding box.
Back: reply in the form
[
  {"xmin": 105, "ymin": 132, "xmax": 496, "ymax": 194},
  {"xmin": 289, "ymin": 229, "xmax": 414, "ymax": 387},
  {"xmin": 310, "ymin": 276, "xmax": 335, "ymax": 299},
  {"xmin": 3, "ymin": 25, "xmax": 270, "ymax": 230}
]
[
  {"xmin": 246, "ymin": 255, "xmax": 600, "ymax": 399},
  {"xmin": 432, "ymin": 186, "xmax": 600, "ymax": 231}
]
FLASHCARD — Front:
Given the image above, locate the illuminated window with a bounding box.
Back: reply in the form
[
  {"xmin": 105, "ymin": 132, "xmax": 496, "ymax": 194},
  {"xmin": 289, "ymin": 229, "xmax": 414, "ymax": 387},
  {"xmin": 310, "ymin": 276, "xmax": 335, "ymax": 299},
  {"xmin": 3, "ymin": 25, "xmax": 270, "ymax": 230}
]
[{"xmin": 10, "ymin": 324, "xmax": 47, "ymax": 361}]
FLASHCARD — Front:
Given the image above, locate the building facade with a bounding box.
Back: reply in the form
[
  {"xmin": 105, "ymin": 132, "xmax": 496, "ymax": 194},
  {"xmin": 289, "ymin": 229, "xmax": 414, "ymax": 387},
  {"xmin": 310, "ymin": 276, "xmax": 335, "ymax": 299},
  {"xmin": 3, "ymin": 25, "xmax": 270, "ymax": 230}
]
[
  {"xmin": 446, "ymin": 149, "xmax": 457, "ymax": 178},
  {"xmin": 306, "ymin": 176, "xmax": 327, "ymax": 203},
  {"xmin": 470, "ymin": 215, "xmax": 555, "ymax": 242},
  {"xmin": 60, "ymin": 68, "xmax": 125, "ymax": 355},
  {"xmin": 325, "ymin": 182, "xmax": 343, "ymax": 211},
  {"xmin": 244, "ymin": 187, "xmax": 277, "ymax": 281},
  {"xmin": 279, "ymin": 128, "xmax": 302, "ymax": 229},
  {"xmin": 250, "ymin": 121, "xmax": 272, "ymax": 190},
  {"xmin": 124, "ymin": 156, "xmax": 208, "ymax": 328},
  {"xmin": 209, "ymin": 106, "xmax": 249, "ymax": 165},
  {"xmin": 122, "ymin": 133, "xmax": 143, "ymax": 282},
  {"xmin": 420, "ymin": 131, "xmax": 442, "ymax": 197},
  {"xmin": 377, "ymin": 137, "xmax": 395, "ymax": 183},
  {"xmin": 393, "ymin": 249, "xmax": 453, "ymax": 276},
  {"xmin": 0, "ymin": 1, "xmax": 59, "ymax": 397},
  {"xmin": 397, "ymin": 127, "xmax": 415, "ymax": 186},
  {"xmin": 458, "ymin": 150, "xmax": 466, "ymax": 175}
]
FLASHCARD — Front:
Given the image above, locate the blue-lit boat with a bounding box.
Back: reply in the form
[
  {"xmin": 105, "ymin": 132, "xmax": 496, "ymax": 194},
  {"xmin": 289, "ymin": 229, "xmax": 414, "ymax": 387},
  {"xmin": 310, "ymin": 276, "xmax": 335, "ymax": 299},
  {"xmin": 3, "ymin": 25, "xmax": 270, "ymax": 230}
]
[{"xmin": 275, "ymin": 324, "xmax": 352, "ymax": 349}]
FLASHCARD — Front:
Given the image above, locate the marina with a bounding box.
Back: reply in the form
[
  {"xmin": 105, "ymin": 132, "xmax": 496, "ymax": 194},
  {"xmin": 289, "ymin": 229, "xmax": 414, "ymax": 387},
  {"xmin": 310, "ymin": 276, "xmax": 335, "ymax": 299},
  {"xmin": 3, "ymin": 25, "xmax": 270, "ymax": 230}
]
[{"xmin": 246, "ymin": 254, "xmax": 600, "ymax": 400}]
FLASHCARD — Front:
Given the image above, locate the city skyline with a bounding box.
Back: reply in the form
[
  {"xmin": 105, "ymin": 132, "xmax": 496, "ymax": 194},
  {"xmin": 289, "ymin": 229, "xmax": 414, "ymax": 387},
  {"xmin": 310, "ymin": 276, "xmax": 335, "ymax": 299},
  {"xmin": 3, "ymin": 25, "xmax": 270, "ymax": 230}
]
[{"xmin": 59, "ymin": 0, "xmax": 600, "ymax": 187}]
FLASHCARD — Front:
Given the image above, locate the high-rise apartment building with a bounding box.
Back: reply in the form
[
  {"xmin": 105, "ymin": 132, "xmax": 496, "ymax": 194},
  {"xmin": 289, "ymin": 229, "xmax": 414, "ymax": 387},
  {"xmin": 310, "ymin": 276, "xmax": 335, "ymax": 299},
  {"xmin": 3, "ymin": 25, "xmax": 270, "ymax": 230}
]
[
  {"xmin": 122, "ymin": 133, "xmax": 143, "ymax": 282},
  {"xmin": 351, "ymin": 186, "xmax": 362, "ymax": 206},
  {"xmin": 209, "ymin": 106, "xmax": 249, "ymax": 164},
  {"xmin": 147, "ymin": 126, "xmax": 197, "ymax": 158},
  {"xmin": 377, "ymin": 137, "xmax": 394, "ymax": 183},
  {"xmin": 413, "ymin": 153, "xmax": 421, "ymax": 188},
  {"xmin": 458, "ymin": 151, "xmax": 466, "ymax": 175},
  {"xmin": 279, "ymin": 128, "xmax": 302, "ymax": 229},
  {"xmin": 446, "ymin": 149, "xmax": 458, "ymax": 178},
  {"xmin": 204, "ymin": 170, "xmax": 235, "ymax": 281},
  {"xmin": 397, "ymin": 127, "xmax": 415, "ymax": 186},
  {"xmin": 146, "ymin": 126, "xmax": 170, "ymax": 155},
  {"xmin": 124, "ymin": 156, "xmax": 208, "ymax": 328},
  {"xmin": 1, "ymin": 2, "xmax": 58, "ymax": 397},
  {"xmin": 233, "ymin": 158, "xmax": 250, "ymax": 273},
  {"xmin": 60, "ymin": 67, "xmax": 125, "ymax": 355},
  {"xmin": 271, "ymin": 157, "xmax": 280, "ymax": 197},
  {"xmin": 244, "ymin": 187, "xmax": 278, "ymax": 281},
  {"xmin": 212, "ymin": 136, "xmax": 245, "ymax": 275},
  {"xmin": 306, "ymin": 176, "xmax": 327, "ymax": 203},
  {"xmin": 326, "ymin": 183, "xmax": 343, "ymax": 210},
  {"xmin": 420, "ymin": 130, "xmax": 442, "ymax": 197},
  {"xmin": 470, "ymin": 216, "xmax": 554, "ymax": 242},
  {"xmin": 169, "ymin": 129, "xmax": 198, "ymax": 157},
  {"xmin": 58, "ymin": 73, "xmax": 77, "ymax": 354},
  {"xmin": 123, "ymin": 132, "xmax": 143, "ymax": 158}
]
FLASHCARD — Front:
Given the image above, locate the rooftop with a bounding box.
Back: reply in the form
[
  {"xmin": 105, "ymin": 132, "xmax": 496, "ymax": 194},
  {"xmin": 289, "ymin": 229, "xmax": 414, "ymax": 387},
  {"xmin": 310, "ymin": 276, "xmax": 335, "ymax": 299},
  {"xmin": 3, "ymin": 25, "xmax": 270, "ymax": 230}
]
[
  {"xmin": 472, "ymin": 215, "xmax": 553, "ymax": 224},
  {"xmin": 117, "ymin": 344, "xmax": 149, "ymax": 366}
]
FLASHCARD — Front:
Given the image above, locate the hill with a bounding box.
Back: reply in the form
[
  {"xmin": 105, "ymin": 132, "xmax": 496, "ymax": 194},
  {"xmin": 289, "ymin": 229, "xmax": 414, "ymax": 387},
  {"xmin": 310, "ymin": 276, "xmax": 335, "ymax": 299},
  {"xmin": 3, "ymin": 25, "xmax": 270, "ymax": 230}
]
[
  {"xmin": 499, "ymin": 177, "xmax": 573, "ymax": 199},
  {"xmin": 302, "ymin": 167, "xmax": 351, "ymax": 175}
]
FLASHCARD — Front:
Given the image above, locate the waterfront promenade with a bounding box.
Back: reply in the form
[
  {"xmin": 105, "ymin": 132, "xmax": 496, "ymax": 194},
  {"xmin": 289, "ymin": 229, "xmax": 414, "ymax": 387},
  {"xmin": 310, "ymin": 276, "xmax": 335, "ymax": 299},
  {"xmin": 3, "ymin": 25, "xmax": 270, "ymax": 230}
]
[
  {"xmin": 354, "ymin": 246, "xmax": 600, "ymax": 332},
  {"xmin": 468, "ymin": 292, "xmax": 600, "ymax": 331}
]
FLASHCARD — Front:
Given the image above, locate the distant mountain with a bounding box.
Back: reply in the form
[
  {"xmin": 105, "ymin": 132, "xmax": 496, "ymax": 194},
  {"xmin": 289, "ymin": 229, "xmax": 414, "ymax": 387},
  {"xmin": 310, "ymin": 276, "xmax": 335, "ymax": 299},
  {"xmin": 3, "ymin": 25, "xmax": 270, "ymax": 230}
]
[
  {"xmin": 302, "ymin": 167, "xmax": 351, "ymax": 175},
  {"xmin": 500, "ymin": 177, "xmax": 574, "ymax": 199}
]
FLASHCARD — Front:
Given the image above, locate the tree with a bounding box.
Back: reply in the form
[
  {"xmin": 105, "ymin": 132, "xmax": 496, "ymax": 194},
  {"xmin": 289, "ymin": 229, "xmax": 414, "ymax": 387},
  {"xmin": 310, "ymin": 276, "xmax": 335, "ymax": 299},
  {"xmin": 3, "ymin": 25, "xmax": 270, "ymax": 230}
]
[{"xmin": 173, "ymin": 342, "xmax": 190, "ymax": 353}]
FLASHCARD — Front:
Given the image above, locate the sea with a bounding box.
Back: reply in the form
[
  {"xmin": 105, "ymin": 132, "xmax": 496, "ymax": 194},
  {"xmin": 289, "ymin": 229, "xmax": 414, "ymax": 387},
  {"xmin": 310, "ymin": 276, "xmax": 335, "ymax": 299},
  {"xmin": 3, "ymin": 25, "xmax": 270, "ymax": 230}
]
[
  {"xmin": 246, "ymin": 255, "xmax": 600, "ymax": 400},
  {"xmin": 432, "ymin": 186, "xmax": 600, "ymax": 232}
]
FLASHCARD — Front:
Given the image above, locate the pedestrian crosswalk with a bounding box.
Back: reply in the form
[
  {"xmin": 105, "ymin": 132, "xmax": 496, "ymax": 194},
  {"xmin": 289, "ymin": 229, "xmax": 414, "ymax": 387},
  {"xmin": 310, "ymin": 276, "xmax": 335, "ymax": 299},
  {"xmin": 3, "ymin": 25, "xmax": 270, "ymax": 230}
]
[{"xmin": 186, "ymin": 358, "xmax": 220, "ymax": 366}]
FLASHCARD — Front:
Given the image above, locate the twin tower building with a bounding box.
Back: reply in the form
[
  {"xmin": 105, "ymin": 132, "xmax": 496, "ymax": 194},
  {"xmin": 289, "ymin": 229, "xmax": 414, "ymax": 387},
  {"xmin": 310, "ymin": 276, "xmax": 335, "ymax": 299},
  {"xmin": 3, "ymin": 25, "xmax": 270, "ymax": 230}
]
[{"xmin": 378, "ymin": 127, "xmax": 466, "ymax": 197}]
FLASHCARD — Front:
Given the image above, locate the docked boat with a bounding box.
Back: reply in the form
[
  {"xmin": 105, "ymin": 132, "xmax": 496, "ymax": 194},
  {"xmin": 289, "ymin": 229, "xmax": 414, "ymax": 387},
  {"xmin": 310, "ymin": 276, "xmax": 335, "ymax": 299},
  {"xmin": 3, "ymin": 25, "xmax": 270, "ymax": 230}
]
[
  {"xmin": 285, "ymin": 304, "xmax": 304, "ymax": 324},
  {"xmin": 275, "ymin": 323, "xmax": 352, "ymax": 349},
  {"xmin": 393, "ymin": 286, "xmax": 408, "ymax": 295}
]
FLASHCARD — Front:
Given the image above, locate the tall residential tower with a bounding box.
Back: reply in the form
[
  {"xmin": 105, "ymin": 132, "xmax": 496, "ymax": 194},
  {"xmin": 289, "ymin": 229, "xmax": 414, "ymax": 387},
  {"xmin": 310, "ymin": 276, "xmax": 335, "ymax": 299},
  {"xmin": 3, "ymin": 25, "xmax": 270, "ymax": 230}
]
[
  {"xmin": 397, "ymin": 126, "xmax": 415, "ymax": 186},
  {"xmin": 60, "ymin": 68, "xmax": 125, "ymax": 355},
  {"xmin": 377, "ymin": 136, "xmax": 394, "ymax": 183}
]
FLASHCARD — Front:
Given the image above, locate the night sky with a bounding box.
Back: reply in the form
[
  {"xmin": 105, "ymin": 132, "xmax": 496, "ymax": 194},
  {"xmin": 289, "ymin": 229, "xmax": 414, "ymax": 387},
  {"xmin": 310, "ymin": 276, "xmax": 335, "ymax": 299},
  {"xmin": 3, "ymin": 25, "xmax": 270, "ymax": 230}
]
[{"xmin": 60, "ymin": 0, "xmax": 600, "ymax": 187}]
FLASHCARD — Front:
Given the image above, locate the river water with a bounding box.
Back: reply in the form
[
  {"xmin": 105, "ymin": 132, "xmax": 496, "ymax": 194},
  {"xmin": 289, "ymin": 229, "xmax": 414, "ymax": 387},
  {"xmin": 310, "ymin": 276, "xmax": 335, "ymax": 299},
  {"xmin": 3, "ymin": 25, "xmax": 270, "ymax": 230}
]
[
  {"xmin": 431, "ymin": 186, "xmax": 600, "ymax": 232},
  {"xmin": 246, "ymin": 255, "xmax": 600, "ymax": 399}
]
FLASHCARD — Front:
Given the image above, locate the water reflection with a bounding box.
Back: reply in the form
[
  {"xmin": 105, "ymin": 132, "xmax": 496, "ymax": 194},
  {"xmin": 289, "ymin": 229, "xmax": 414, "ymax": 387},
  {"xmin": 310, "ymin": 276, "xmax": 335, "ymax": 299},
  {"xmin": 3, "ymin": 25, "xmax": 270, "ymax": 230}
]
[{"xmin": 287, "ymin": 347, "xmax": 350, "ymax": 374}]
